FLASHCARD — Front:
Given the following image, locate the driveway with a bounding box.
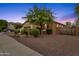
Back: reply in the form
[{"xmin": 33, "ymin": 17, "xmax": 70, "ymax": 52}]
[{"xmin": 0, "ymin": 33, "xmax": 41, "ymax": 56}]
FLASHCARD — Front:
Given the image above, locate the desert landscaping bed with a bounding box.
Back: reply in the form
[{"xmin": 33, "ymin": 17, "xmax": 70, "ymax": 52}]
[{"xmin": 7, "ymin": 32, "xmax": 79, "ymax": 56}]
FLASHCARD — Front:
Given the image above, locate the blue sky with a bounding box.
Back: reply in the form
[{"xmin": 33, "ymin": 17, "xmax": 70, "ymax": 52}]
[{"xmin": 0, "ymin": 3, "xmax": 77, "ymax": 24}]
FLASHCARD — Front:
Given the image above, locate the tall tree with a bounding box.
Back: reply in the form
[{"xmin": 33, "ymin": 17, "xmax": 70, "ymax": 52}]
[
  {"xmin": 75, "ymin": 4, "xmax": 79, "ymax": 26},
  {"xmin": 74, "ymin": 5, "xmax": 79, "ymax": 35},
  {"xmin": 0, "ymin": 19, "xmax": 8, "ymax": 30},
  {"xmin": 23, "ymin": 6, "xmax": 55, "ymax": 34}
]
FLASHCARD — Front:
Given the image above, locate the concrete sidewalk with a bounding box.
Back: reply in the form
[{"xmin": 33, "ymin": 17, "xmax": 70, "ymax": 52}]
[{"xmin": 0, "ymin": 33, "xmax": 42, "ymax": 56}]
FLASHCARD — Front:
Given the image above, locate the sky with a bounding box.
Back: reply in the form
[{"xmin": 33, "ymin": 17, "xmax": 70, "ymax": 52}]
[{"xmin": 0, "ymin": 3, "xmax": 78, "ymax": 24}]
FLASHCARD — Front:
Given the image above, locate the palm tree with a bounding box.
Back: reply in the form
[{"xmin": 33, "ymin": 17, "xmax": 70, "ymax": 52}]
[
  {"xmin": 23, "ymin": 6, "xmax": 55, "ymax": 34},
  {"xmin": 75, "ymin": 4, "xmax": 79, "ymax": 26},
  {"xmin": 74, "ymin": 4, "xmax": 79, "ymax": 35}
]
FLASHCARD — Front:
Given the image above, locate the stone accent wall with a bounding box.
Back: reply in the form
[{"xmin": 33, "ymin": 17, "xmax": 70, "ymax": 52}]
[{"xmin": 75, "ymin": 27, "xmax": 79, "ymax": 36}]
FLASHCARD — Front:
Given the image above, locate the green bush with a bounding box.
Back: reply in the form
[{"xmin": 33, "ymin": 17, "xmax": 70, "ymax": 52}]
[
  {"xmin": 46, "ymin": 29, "xmax": 52, "ymax": 34},
  {"xmin": 0, "ymin": 28, "xmax": 2, "ymax": 32},
  {"xmin": 66, "ymin": 29, "xmax": 72, "ymax": 35},
  {"xmin": 14, "ymin": 29, "xmax": 20, "ymax": 34},
  {"xmin": 30, "ymin": 29, "xmax": 40, "ymax": 37},
  {"xmin": 21, "ymin": 29, "xmax": 28, "ymax": 35}
]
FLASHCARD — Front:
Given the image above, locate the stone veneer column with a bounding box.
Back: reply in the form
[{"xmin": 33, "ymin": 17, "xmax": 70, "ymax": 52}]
[{"xmin": 52, "ymin": 23, "xmax": 57, "ymax": 35}]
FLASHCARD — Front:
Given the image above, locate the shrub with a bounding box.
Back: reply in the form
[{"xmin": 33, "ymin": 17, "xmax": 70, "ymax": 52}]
[
  {"xmin": 46, "ymin": 29, "xmax": 52, "ymax": 34},
  {"xmin": 20, "ymin": 29, "xmax": 28, "ymax": 35},
  {"xmin": 66, "ymin": 29, "xmax": 72, "ymax": 35},
  {"xmin": 14, "ymin": 29, "xmax": 20, "ymax": 34},
  {"xmin": 14, "ymin": 29, "xmax": 20, "ymax": 37},
  {"xmin": 0, "ymin": 28, "xmax": 2, "ymax": 32},
  {"xmin": 30, "ymin": 29, "xmax": 40, "ymax": 37}
]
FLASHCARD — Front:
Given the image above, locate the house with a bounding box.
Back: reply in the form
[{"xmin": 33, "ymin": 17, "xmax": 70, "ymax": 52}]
[
  {"xmin": 3, "ymin": 22, "xmax": 16, "ymax": 32},
  {"xmin": 47, "ymin": 21, "xmax": 66, "ymax": 34},
  {"xmin": 21, "ymin": 20, "xmax": 66, "ymax": 34},
  {"xmin": 8, "ymin": 22, "xmax": 15, "ymax": 30},
  {"xmin": 6, "ymin": 22, "xmax": 22, "ymax": 32}
]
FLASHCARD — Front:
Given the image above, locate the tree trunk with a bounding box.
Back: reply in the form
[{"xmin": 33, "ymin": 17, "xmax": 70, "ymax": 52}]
[{"xmin": 40, "ymin": 24, "xmax": 42, "ymax": 34}]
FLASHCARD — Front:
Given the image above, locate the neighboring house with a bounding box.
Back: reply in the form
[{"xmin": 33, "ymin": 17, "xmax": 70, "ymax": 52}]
[
  {"xmin": 71, "ymin": 19, "xmax": 79, "ymax": 35},
  {"xmin": 8, "ymin": 22, "xmax": 15, "ymax": 31},
  {"xmin": 3, "ymin": 22, "xmax": 16, "ymax": 32},
  {"xmin": 6, "ymin": 22, "xmax": 22, "ymax": 32},
  {"xmin": 72, "ymin": 26, "xmax": 79, "ymax": 36}
]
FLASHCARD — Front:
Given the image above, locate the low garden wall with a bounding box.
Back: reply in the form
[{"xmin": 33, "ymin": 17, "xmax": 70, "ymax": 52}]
[{"xmin": 56, "ymin": 27, "xmax": 79, "ymax": 36}]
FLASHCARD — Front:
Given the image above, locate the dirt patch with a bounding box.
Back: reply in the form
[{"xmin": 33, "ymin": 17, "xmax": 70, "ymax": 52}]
[{"xmin": 8, "ymin": 33, "xmax": 79, "ymax": 56}]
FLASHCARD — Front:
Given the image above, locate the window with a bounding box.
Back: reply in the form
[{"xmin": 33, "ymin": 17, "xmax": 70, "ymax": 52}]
[{"xmin": 57, "ymin": 24, "xmax": 59, "ymax": 27}]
